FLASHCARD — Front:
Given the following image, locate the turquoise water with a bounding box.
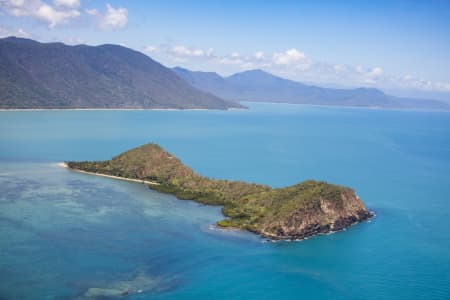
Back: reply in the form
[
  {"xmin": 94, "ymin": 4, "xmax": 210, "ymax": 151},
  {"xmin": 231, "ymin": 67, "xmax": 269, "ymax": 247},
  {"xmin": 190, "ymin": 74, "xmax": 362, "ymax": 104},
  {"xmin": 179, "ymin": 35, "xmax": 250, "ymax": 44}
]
[{"xmin": 0, "ymin": 103, "xmax": 449, "ymax": 300}]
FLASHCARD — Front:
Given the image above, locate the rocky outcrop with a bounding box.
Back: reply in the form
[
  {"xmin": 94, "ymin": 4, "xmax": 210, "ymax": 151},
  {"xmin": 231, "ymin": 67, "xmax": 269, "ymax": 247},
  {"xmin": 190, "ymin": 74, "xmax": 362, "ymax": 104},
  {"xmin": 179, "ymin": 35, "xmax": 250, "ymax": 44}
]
[{"xmin": 258, "ymin": 190, "xmax": 372, "ymax": 240}]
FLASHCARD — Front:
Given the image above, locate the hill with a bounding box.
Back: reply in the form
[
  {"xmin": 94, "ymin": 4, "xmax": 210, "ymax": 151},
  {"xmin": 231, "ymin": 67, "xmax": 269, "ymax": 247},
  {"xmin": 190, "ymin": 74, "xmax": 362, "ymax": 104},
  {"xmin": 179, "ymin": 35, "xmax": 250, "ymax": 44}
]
[
  {"xmin": 0, "ymin": 37, "xmax": 241, "ymax": 109},
  {"xmin": 173, "ymin": 67, "xmax": 450, "ymax": 110},
  {"xmin": 67, "ymin": 143, "xmax": 372, "ymax": 240}
]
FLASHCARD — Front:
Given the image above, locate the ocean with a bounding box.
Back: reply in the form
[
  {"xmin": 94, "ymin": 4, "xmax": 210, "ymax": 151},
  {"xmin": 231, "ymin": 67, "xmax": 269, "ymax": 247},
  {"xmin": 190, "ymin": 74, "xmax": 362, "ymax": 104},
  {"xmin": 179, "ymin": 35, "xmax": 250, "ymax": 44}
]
[{"xmin": 0, "ymin": 102, "xmax": 449, "ymax": 299}]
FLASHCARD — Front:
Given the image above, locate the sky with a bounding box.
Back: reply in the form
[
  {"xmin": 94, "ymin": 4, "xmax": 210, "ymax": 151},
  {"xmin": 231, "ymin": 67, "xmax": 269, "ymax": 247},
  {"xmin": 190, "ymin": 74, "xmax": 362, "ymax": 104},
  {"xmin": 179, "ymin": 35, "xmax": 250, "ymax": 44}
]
[{"xmin": 1, "ymin": 0, "xmax": 450, "ymax": 99}]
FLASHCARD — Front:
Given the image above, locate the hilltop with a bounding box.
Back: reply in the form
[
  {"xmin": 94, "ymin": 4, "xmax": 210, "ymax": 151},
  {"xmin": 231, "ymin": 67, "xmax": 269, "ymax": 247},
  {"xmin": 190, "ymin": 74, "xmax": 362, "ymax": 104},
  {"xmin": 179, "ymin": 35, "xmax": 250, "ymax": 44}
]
[
  {"xmin": 67, "ymin": 143, "xmax": 372, "ymax": 240},
  {"xmin": 0, "ymin": 37, "xmax": 241, "ymax": 109}
]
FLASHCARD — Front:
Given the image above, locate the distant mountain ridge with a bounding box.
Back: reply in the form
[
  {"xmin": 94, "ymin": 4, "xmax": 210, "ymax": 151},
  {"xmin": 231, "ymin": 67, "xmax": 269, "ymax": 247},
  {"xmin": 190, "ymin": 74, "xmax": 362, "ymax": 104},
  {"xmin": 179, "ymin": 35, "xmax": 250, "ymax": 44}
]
[
  {"xmin": 1, "ymin": 37, "xmax": 447, "ymax": 110},
  {"xmin": 0, "ymin": 37, "xmax": 241, "ymax": 109},
  {"xmin": 173, "ymin": 67, "xmax": 450, "ymax": 110}
]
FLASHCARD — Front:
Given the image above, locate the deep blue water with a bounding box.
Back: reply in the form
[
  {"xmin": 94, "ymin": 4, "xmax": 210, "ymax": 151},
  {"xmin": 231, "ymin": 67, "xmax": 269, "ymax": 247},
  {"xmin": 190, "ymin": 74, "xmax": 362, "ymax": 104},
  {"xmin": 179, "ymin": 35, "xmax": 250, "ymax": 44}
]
[{"xmin": 0, "ymin": 103, "xmax": 449, "ymax": 300}]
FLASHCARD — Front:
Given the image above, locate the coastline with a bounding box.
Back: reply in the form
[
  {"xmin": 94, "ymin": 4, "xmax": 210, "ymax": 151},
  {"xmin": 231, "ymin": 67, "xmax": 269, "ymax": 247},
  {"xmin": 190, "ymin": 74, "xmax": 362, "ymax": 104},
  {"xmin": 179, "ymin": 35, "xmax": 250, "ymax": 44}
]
[
  {"xmin": 58, "ymin": 162, "xmax": 160, "ymax": 186},
  {"xmin": 2, "ymin": 103, "xmax": 447, "ymax": 112},
  {"xmin": 240, "ymin": 101, "xmax": 450, "ymax": 112},
  {"xmin": 0, "ymin": 107, "xmax": 246, "ymax": 111},
  {"xmin": 260, "ymin": 212, "xmax": 374, "ymax": 242},
  {"xmin": 2, "ymin": 108, "xmax": 215, "ymax": 111}
]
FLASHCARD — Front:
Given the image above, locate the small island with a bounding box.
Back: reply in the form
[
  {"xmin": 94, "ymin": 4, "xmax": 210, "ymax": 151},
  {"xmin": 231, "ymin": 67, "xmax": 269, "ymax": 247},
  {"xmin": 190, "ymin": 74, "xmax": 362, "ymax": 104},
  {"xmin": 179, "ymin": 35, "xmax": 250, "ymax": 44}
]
[{"xmin": 67, "ymin": 143, "xmax": 372, "ymax": 240}]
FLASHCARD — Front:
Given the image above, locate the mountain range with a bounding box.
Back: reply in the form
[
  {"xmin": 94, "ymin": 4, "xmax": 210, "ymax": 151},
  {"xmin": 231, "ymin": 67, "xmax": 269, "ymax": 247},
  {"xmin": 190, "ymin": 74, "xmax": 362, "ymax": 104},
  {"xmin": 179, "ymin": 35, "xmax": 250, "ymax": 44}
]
[
  {"xmin": 0, "ymin": 37, "xmax": 448, "ymax": 110},
  {"xmin": 173, "ymin": 67, "xmax": 450, "ymax": 110},
  {"xmin": 0, "ymin": 37, "xmax": 240, "ymax": 109}
]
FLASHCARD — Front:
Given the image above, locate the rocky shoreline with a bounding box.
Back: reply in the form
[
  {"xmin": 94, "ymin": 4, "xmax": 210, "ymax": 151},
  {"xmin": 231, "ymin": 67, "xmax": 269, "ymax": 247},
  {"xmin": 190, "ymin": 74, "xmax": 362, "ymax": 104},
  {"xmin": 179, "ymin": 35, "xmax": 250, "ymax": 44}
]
[{"xmin": 258, "ymin": 209, "xmax": 373, "ymax": 241}]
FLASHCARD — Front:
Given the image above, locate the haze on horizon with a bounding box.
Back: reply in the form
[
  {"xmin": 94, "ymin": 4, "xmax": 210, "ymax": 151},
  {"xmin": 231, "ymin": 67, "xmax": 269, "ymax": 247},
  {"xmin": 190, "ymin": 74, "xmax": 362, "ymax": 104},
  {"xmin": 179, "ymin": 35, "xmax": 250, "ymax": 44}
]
[{"xmin": 1, "ymin": 0, "xmax": 450, "ymax": 101}]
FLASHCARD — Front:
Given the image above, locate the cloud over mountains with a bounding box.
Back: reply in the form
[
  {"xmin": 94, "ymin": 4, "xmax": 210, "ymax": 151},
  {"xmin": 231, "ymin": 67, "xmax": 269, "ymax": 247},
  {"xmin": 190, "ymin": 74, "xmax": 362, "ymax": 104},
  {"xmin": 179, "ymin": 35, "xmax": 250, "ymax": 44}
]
[
  {"xmin": 144, "ymin": 43, "xmax": 450, "ymax": 93},
  {"xmin": 0, "ymin": 0, "xmax": 127, "ymax": 29}
]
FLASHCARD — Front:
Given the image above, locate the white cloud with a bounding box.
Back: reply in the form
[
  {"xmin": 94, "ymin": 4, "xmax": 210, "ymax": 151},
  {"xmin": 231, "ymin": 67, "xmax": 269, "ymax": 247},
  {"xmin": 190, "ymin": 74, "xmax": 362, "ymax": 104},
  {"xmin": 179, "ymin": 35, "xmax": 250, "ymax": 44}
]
[
  {"xmin": 254, "ymin": 51, "xmax": 264, "ymax": 60},
  {"xmin": 1, "ymin": 1, "xmax": 130, "ymax": 30},
  {"xmin": 230, "ymin": 52, "xmax": 240, "ymax": 58},
  {"xmin": 366, "ymin": 67, "xmax": 383, "ymax": 78},
  {"xmin": 173, "ymin": 45, "xmax": 195, "ymax": 56},
  {"xmin": 0, "ymin": 0, "xmax": 80, "ymax": 27},
  {"xmin": 333, "ymin": 64, "xmax": 346, "ymax": 73},
  {"xmin": 147, "ymin": 44, "xmax": 308, "ymax": 70},
  {"xmin": 62, "ymin": 36, "xmax": 84, "ymax": 45},
  {"xmin": 396, "ymin": 77, "xmax": 450, "ymax": 92},
  {"xmin": 35, "ymin": 3, "xmax": 79, "ymax": 27},
  {"xmin": 433, "ymin": 82, "xmax": 450, "ymax": 91},
  {"xmin": 403, "ymin": 74, "xmax": 413, "ymax": 81},
  {"xmin": 16, "ymin": 27, "xmax": 31, "ymax": 37},
  {"xmin": 206, "ymin": 48, "xmax": 214, "ymax": 56},
  {"xmin": 218, "ymin": 56, "xmax": 243, "ymax": 65},
  {"xmin": 272, "ymin": 48, "xmax": 306, "ymax": 65},
  {"xmin": 139, "ymin": 42, "xmax": 450, "ymax": 93},
  {"xmin": 174, "ymin": 46, "xmax": 188, "ymax": 56},
  {"xmin": 361, "ymin": 67, "xmax": 383, "ymax": 84},
  {"xmin": 355, "ymin": 65, "xmax": 365, "ymax": 73},
  {"xmin": 143, "ymin": 45, "xmax": 158, "ymax": 53},
  {"xmin": 0, "ymin": 0, "xmax": 34, "ymax": 17},
  {"xmin": 169, "ymin": 45, "xmax": 215, "ymax": 58},
  {"xmin": 97, "ymin": 4, "xmax": 128, "ymax": 30},
  {"xmin": 85, "ymin": 8, "xmax": 97, "ymax": 15},
  {"xmin": 53, "ymin": 0, "xmax": 79, "ymax": 8},
  {"xmin": 0, "ymin": 26, "xmax": 31, "ymax": 38}
]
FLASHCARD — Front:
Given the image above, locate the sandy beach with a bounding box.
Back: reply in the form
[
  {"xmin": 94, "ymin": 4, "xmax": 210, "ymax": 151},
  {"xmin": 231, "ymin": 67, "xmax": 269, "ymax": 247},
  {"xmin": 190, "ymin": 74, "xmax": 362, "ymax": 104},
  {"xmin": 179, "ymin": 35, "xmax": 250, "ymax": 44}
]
[{"xmin": 58, "ymin": 162, "xmax": 160, "ymax": 186}]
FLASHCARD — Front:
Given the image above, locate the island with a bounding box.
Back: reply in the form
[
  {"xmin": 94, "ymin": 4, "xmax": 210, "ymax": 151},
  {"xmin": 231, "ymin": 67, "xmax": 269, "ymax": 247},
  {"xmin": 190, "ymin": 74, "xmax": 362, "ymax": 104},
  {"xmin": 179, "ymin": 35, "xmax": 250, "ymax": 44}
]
[{"xmin": 66, "ymin": 143, "xmax": 372, "ymax": 240}]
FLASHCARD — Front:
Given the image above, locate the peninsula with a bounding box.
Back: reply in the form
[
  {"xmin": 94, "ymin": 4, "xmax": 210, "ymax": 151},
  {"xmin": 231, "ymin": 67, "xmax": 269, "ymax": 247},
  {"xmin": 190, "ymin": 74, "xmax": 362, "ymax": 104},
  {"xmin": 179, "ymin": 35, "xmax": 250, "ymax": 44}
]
[{"xmin": 67, "ymin": 143, "xmax": 372, "ymax": 240}]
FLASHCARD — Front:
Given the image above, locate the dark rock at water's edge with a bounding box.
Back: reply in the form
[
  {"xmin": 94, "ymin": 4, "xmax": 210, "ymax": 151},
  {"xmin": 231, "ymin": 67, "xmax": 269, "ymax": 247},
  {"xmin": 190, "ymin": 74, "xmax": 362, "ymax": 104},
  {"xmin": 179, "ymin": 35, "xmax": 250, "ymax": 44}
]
[
  {"xmin": 260, "ymin": 209, "xmax": 373, "ymax": 241},
  {"xmin": 67, "ymin": 143, "xmax": 372, "ymax": 240}
]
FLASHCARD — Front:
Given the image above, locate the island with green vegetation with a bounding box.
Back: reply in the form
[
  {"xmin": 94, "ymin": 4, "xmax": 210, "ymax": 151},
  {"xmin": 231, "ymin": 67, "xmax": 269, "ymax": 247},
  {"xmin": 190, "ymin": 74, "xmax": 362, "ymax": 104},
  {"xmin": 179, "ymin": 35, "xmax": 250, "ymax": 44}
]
[{"xmin": 67, "ymin": 143, "xmax": 372, "ymax": 240}]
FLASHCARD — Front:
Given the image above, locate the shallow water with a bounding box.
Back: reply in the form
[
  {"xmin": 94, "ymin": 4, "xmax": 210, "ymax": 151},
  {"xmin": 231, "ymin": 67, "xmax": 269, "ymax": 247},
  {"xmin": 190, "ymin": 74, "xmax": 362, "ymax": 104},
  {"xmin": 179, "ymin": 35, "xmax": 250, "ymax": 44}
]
[{"xmin": 1, "ymin": 103, "xmax": 449, "ymax": 299}]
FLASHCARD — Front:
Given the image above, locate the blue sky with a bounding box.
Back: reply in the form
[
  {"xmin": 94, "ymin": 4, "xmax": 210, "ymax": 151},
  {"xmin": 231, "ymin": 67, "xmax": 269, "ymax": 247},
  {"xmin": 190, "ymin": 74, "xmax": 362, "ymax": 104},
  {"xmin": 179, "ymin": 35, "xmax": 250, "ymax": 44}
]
[{"xmin": 1, "ymin": 0, "xmax": 450, "ymax": 98}]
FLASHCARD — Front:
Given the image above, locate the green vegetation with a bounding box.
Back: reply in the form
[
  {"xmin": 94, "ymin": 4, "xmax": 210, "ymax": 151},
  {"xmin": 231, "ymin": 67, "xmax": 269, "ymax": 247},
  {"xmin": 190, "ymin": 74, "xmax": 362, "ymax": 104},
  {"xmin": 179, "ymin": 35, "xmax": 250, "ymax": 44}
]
[
  {"xmin": 67, "ymin": 143, "xmax": 371, "ymax": 239},
  {"xmin": 0, "ymin": 37, "xmax": 242, "ymax": 109}
]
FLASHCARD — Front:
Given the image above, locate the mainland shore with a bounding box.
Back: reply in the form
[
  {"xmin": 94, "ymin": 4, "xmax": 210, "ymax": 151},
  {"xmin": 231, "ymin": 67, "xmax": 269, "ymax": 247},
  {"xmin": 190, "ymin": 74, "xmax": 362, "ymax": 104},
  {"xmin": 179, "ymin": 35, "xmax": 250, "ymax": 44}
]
[
  {"xmin": 0, "ymin": 107, "xmax": 245, "ymax": 111},
  {"xmin": 1, "ymin": 108, "xmax": 208, "ymax": 111}
]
